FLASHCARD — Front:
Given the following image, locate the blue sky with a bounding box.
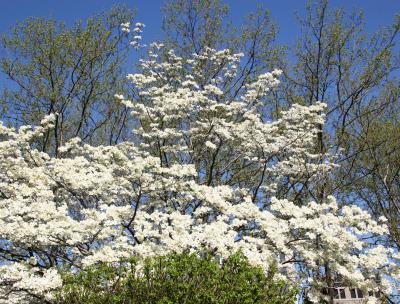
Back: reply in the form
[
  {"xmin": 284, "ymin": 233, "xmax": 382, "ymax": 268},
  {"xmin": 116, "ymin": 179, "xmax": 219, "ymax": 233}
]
[
  {"xmin": 0, "ymin": 1, "xmax": 398, "ymax": 41},
  {"xmin": 0, "ymin": 0, "xmax": 399, "ymax": 87}
]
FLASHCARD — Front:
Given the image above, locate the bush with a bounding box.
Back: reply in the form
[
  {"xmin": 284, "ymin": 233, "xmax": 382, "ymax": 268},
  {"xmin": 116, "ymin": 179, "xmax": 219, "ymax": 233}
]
[{"xmin": 56, "ymin": 252, "xmax": 297, "ymax": 304}]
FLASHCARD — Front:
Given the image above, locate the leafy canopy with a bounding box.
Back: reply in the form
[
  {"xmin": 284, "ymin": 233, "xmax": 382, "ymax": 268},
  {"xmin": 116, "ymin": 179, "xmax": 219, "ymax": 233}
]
[{"xmin": 56, "ymin": 252, "xmax": 297, "ymax": 304}]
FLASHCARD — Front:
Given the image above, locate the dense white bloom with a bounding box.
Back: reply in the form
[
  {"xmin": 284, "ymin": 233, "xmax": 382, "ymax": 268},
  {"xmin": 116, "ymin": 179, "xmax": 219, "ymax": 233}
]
[{"xmin": 0, "ymin": 45, "xmax": 397, "ymax": 303}]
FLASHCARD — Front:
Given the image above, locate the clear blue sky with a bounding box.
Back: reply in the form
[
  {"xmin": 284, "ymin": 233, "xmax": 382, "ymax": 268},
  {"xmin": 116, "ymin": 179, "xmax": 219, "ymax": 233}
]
[
  {"xmin": 0, "ymin": 0, "xmax": 398, "ymax": 41},
  {"xmin": 0, "ymin": 0, "xmax": 399, "ymax": 87}
]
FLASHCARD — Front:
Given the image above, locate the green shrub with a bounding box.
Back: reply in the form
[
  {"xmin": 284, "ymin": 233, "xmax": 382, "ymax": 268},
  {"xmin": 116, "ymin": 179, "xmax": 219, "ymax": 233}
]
[{"xmin": 56, "ymin": 252, "xmax": 297, "ymax": 304}]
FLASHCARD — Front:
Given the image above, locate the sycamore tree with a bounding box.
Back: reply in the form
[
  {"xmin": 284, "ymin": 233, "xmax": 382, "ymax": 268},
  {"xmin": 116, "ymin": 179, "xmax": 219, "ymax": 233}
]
[{"xmin": 0, "ymin": 26, "xmax": 398, "ymax": 303}]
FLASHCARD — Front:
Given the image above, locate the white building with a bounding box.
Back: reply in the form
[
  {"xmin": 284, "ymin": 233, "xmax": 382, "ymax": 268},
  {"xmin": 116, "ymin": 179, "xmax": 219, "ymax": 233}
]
[{"xmin": 332, "ymin": 287, "xmax": 383, "ymax": 303}]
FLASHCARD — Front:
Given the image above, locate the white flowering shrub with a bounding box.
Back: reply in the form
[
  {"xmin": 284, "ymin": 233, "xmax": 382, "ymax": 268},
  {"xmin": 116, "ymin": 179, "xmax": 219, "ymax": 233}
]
[{"xmin": 0, "ymin": 43, "xmax": 398, "ymax": 303}]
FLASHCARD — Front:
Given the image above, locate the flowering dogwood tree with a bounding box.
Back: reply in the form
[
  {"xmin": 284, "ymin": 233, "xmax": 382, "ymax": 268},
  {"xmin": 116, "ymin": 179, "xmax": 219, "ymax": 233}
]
[{"xmin": 0, "ymin": 41, "xmax": 398, "ymax": 303}]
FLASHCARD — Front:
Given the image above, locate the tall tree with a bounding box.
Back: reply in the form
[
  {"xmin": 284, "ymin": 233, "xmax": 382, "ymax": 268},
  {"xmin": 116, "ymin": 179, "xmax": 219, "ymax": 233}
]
[
  {"xmin": 0, "ymin": 5, "xmax": 136, "ymax": 155},
  {"xmin": 161, "ymin": 1, "xmax": 400, "ymax": 302},
  {"xmin": 278, "ymin": 0, "xmax": 399, "ymax": 197},
  {"xmin": 162, "ymin": 0, "xmax": 283, "ymax": 94},
  {"xmin": 277, "ymin": 2, "xmax": 399, "ymax": 302},
  {"xmin": 341, "ymin": 81, "xmax": 400, "ymax": 251}
]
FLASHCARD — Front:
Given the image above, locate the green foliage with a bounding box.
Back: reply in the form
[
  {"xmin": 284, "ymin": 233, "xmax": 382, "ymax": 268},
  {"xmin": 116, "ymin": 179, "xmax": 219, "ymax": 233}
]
[
  {"xmin": 162, "ymin": 0, "xmax": 283, "ymax": 80},
  {"xmin": 56, "ymin": 252, "xmax": 297, "ymax": 304},
  {"xmin": 1, "ymin": 5, "xmax": 135, "ymax": 153},
  {"xmin": 341, "ymin": 83, "xmax": 400, "ymax": 250}
]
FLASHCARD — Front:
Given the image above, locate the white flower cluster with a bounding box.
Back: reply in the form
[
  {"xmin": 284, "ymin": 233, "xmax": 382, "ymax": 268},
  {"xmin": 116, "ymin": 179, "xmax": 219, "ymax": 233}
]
[
  {"xmin": 120, "ymin": 21, "xmax": 130, "ymax": 33},
  {"xmin": 0, "ymin": 45, "xmax": 397, "ymax": 303},
  {"xmin": 120, "ymin": 21, "xmax": 145, "ymax": 49},
  {"xmin": 130, "ymin": 22, "xmax": 145, "ymax": 49}
]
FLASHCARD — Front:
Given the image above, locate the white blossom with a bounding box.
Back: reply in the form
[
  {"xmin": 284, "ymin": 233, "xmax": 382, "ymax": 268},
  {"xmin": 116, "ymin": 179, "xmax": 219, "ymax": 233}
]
[
  {"xmin": 120, "ymin": 21, "xmax": 130, "ymax": 33},
  {"xmin": 0, "ymin": 45, "xmax": 396, "ymax": 303}
]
